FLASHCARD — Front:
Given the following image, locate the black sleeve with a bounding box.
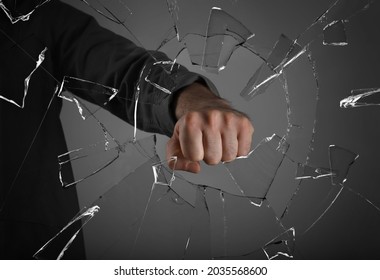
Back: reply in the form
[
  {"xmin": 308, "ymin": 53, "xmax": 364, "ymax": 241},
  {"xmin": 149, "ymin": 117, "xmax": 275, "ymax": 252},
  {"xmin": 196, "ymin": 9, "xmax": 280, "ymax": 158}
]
[{"xmin": 48, "ymin": 0, "xmax": 217, "ymax": 137}]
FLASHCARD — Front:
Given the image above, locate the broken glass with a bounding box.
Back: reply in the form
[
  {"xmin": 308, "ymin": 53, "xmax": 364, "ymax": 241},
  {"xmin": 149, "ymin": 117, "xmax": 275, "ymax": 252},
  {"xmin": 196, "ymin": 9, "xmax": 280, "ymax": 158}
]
[
  {"xmin": 204, "ymin": 188, "xmax": 284, "ymax": 258},
  {"xmin": 0, "ymin": 37, "xmax": 48, "ymax": 108},
  {"xmin": 0, "ymin": 0, "xmax": 51, "ymax": 24},
  {"xmin": 201, "ymin": 7, "xmax": 254, "ymax": 73},
  {"xmin": 33, "ymin": 205, "xmax": 100, "ymax": 260},
  {"xmin": 1, "ymin": 0, "xmax": 380, "ymax": 260},
  {"xmin": 281, "ymin": 145, "xmax": 359, "ymax": 234},
  {"xmin": 240, "ymin": 34, "xmax": 306, "ymax": 101},
  {"xmin": 295, "ymin": 164, "xmax": 333, "ymax": 180},
  {"xmin": 262, "ymin": 227, "xmax": 296, "ymax": 260},
  {"xmin": 340, "ymin": 88, "xmax": 380, "ymax": 108},
  {"xmin": 223, "ymin": 134, "xmax": 289, "ymax": 200},
  {"xmin": 0, "ymin": 46, "xmax": 47, "ymax": 108},
  {"xmin": 323, "ymin": 20, "xmax": 348, "ymax": 46},
  {"xmin": 35, "ymin": 156, "xmax": 213, "ymax": 259},
  {"xmin": 78, "ymin": 0, "xmax": 132, "ymax": 25},
  {"xmin": 328, "ymin": 145, "xmax": 359, "ymax": 185},
  {"xmin": 295, "ymin": 0, "xmax": 373, "ymax": 47}
]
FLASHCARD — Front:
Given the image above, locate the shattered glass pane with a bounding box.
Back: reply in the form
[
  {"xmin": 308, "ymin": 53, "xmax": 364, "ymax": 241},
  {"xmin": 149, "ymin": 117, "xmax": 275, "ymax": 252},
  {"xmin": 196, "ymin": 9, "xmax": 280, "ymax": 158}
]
[{"xmin": 2, "ymin": 0, "xmax": 380, "ymax": 260}]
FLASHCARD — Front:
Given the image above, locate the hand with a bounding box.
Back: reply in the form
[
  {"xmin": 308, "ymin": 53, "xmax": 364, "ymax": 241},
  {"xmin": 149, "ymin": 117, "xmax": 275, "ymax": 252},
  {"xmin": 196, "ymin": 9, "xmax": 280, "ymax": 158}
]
[{"xmin": 166, "ymin": 82, "xmax": 254, "ymax": 173}]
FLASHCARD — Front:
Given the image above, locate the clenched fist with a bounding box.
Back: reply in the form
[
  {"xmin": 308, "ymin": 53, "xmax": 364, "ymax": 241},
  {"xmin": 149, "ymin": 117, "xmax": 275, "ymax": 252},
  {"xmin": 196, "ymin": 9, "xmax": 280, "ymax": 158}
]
[{"xmin": 167, "ymin": 82, "xmax": 254, "ymax": 173}]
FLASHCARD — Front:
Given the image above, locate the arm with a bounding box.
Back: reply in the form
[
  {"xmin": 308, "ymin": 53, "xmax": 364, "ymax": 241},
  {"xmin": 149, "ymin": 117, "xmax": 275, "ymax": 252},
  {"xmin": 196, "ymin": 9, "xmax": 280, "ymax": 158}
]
[
  {"xmin": 50, "ymin": 1, "xmax": 253, "ymax": 172},
  {"xmin": 51, "ymin": 1, "xmax": 202, "ymax": 137}
]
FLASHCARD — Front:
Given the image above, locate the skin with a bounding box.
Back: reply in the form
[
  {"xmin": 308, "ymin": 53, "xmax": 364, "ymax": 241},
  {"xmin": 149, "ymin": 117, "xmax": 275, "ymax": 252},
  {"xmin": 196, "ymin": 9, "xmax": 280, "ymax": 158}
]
[{"xmin": 167, "ymin": 82, "xmax": 254, "ymax": 173}]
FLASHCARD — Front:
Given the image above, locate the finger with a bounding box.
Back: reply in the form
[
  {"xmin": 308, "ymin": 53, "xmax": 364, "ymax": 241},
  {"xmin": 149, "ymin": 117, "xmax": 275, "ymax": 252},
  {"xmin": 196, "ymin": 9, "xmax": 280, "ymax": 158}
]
[
  {"xmin": 166, "ymin": 136, "xmax": 201, "ymax": 173},
  {"xmin": 203, "ymin": 129, "xmax": 222, "ymax": 165},
  {"xmin": 179, "ymin": 120, "xmax": 204, "ymax": 162},
  {"xmin": 221, "ymin": 131, "xmax": 238, "ymax": 162},
  {"xmin": 237, "ymin": 122, "xmax": 253, "ymax": 157}
]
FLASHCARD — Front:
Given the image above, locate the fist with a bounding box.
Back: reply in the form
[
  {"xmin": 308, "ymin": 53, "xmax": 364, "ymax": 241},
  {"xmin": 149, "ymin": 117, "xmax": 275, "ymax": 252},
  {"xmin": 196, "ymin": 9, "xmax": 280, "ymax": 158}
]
[{"xmin": 166, "ymin": 83, "xmax": 253, "ymax": 173}]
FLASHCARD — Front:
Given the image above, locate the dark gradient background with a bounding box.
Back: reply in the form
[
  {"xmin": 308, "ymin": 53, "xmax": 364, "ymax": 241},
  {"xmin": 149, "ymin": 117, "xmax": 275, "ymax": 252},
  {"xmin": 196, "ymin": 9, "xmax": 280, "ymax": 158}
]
[{"xmin": 59, "ymin": 0, "xmax": 380, "ymax": 259}]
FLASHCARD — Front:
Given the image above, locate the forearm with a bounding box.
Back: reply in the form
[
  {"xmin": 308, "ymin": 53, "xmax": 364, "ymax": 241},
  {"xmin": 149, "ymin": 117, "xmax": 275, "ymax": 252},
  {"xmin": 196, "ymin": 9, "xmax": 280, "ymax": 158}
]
[{"xmin": 53, "ymin": 0, "xmax": 208, "ymax": 137}]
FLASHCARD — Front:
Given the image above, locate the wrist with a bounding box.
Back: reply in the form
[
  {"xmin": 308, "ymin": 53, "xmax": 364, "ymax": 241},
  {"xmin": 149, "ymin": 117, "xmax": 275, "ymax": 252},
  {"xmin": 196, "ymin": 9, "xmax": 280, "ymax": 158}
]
[{"xmin": 174, "ymin": 82, "xmax": 230, "ymax": 119}]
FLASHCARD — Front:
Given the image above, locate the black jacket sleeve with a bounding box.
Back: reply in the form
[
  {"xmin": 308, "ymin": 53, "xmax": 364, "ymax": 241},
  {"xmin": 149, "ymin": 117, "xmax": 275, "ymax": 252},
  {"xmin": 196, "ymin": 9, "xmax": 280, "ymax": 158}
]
[{"xmin": 44, "ymin": 0, "xmax": 216, "ymax": 137}]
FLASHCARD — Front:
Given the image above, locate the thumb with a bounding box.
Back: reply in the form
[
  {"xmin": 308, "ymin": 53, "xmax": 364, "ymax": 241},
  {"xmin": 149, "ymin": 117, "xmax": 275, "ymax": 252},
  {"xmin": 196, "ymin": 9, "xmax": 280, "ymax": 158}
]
[{"xmin": 166, "ymin": 135, "xmax": 201, "ymax": 173}]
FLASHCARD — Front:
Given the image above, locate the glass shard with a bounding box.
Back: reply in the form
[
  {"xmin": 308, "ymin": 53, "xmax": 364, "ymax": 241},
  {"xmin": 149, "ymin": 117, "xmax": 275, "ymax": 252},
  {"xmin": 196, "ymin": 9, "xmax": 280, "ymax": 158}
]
[
  {"xmin": 262, "ymin": 227, "xmax": 295, "ymax": 259},
  {"xmin": 58, "ymin": 132, "xmax": 156, "ymax": 189},
  {"xmin": 33, "ymin": 205, "xmax": 100, "ymax": 260},
  {"xmin": 281, "ymin": 177, "xmax": 345, "ymax": 234},
  {"xmin": 78, "ymin": 0, "xmax": 139, "ymax": 44},
  {"xmin": 295, "ymin": 0, "xmax": 373, "ymax": 47},
  {"xmin": 323, "ymin": 20, "xmax": 348, "ymax": 46},
  {"xmin": 240, "ymin": 34, "xmax": 305, "ymax": 101},
  {"xmin": 328, "ymin": 145, "xmax": 359, "ymax": 185},
  {"xmin": 0, "ymin": 46, "xmax": 47, "ymax": 108},
  {"xmin": 281, "ymin": 145, "xmax": 358, "ymax": 233},
  {"xmin": 169, "ymin": 176, "xmax": 198, "ymax": 207},
  {"xmin": 202, "ymin": 7, "xmax": 254, "ymax": 73},
  {"xmin": 205, "ymin": 188, "xmax": 284, "ymax": 258},
  {"xmin": 152, "ymin": 157, "xmax": 177, "ymax": 186},
  {"xmin": 345, "ymin": 186, "xmax": 380, "ymax": 213},
  {"xmin": 302, "ymin": 183, "xmax": 344, "ymax": 234},
  {"xmin": 58, "ymin": 76, "xmax": 119, "ymax": 107},
  {"xmin": 133, "ymin": 60, "xmax": 180, "ymax": 140},
  {"xmin": 144, "ymin": 63, "xmax": 176, "ymax": 96},
  {"xmin": 83, "ymin": 0, "xmax": 132, "ymax": 23},
  {"xmin": 266, "ymin": 157, "xmax": 301, "ymax": 218},
  {"xmin": 58, "ymin": 142, "xmax": 120, "ymax": 188},
  {"xmin": 0, "ymin": 0, "xmax": 51, "ymax": 24},
  {"xmin": 165, "ymin": 0, "xmax": 180, "ymax": 40},
  {"xmin": 278, "ymin": 58, "xmax": 318, "ymax": 163},
  {"xmin": 340, "ymin": 88, "xmax": 380, "ymax": 108},
  {"xmin": 224, "ymin": 134, "xmax": 289, "ymax": 199},
  {"xmin": 41, "ymin": 156, "xmax": 211, "ymax": 259},
  {"xmin": 295, "ymin": 164, "xmax": 333, "ymax": 180}
]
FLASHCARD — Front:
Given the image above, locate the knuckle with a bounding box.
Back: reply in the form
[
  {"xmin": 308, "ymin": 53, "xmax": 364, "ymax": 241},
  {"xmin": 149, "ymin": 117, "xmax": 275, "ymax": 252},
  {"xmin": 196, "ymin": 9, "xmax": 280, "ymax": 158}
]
[
  {"xmin": 183, "ymin": 112, "xmax": 200, "ymax": 130},
  {"xmin": 207, "ymin": 110, "xmax": 221, "ymax": 125},
  {"xmin": 223, "ymin": 112, "xmax": 236, "ymax": 126}
]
